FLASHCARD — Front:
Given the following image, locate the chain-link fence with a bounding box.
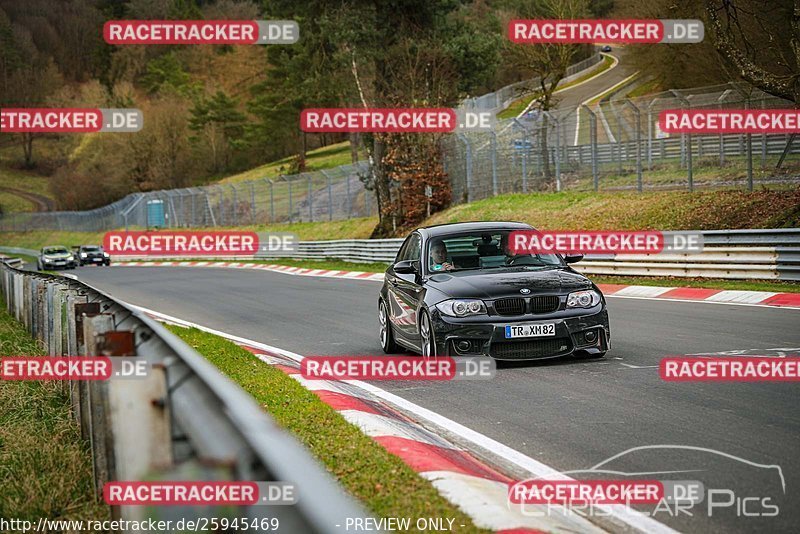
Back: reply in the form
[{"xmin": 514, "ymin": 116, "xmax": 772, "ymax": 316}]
[
  {"xmin": 2, "ymin": 81, "xmax": 798, "ymax": 233},
  {"xmin": 459, "ymin": 53, "xmax": 603, "ymax": 114},
  {"xmin": 0, "ymin": 161, "xmax": 375, "ymax": 232},
  {"xmin": 446, "ymin": 82, "xmax": 800, "ymax": 202}
]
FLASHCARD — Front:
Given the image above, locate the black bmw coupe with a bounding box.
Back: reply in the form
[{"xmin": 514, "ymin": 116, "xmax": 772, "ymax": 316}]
[{"xmin": 378, "ymin": 222, "xmax": 610, "ymax": 361}]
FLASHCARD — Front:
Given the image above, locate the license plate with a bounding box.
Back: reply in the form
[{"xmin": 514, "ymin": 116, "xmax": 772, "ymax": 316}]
[
  {"xmin": 504, "ymin": 323, "xmax": 555, "ymax": 339},
  {"xmin": 92, "ymin": 258, "xmax": 102, "ymax": 262},
  {"xmin": 55, "ymin": 261, "xmax": 65, "ymax": 266}
]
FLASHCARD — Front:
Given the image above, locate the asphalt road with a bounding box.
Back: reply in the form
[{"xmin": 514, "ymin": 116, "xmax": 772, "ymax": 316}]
[{"xmin": 74, "ymin": 266, "xmax": 800, "ymax": 534}]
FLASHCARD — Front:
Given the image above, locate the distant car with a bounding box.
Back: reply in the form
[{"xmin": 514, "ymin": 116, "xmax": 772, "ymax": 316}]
[
  {"xmin": 37, "ymin": 246, "xmax": 77, "ymax": 271},
  {"xmin": 601, "ymin": 45, "xmax": 612, "ymax": 52},
  {"xmin": 77, "ymin": 245, "xmax": 111, "ymax": 266},
  {"xmin": 378, "ymin": 222, "xmax": 610, "ymax": 361}
]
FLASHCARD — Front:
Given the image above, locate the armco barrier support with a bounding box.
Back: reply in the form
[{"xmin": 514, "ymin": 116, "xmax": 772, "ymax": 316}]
[{"xmin": 0, "ymin": 262, "xmax": 372, "ymax": 532}]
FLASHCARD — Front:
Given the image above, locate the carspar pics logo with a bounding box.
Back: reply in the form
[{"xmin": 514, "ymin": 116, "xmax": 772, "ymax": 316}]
[{"xmin": 508, "ymin": 445, "xmax": 786, "ymax": 521}]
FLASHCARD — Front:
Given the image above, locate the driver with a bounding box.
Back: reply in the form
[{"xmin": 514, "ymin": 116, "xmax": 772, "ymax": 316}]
[{"xmin": 430, "ymin": 241, "xmax": 454, "ymax": 271}]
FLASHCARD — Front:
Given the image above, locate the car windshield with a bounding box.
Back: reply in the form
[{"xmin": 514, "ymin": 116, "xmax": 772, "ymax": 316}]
[
  {"xmin": 82, "ymin": 246, "xmax": 101, "ymax": 252},
  {"xmin": 427, "ymin": 231, "xmax": 562, "ymax": 272},
  {"xmin": 43, "ymin": 247, "xmax": 68, "ymax": 255}
]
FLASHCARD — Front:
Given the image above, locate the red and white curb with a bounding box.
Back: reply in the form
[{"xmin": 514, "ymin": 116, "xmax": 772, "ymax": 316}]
[
  {"xmin": 114, "ymin": 260, "xmax": 800, "ymax": 308},
  {"xmin": 130, "ymin": 304, "xmax": 677, "ymax": 534}
]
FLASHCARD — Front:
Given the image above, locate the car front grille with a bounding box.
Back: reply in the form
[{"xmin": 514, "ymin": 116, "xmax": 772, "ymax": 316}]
[
  {"xmin": 494, "ymin": 297, "xmax": 526, "ymax": 316},
  {"xmin": 492, "ymin": 337, "xmax": 572, "ymax": 359},
  {"xmin": 531, "ymin": 295, "xmax": 560, "ymax": 313}
]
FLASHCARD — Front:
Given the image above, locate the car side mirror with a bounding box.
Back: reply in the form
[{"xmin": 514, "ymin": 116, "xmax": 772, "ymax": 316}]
[
  {"xmin": 564, "ymin": 254, "xmax": 584, "ymax": 264},
  {"xmin": 394, "ymin": 260, "xmax": 419, "ymax": 274}
]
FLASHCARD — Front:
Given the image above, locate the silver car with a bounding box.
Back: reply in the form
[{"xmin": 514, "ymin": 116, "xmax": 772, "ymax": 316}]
[{"xmin": 37, "ymin": 246, "xmax": 77, "ymax": 271}]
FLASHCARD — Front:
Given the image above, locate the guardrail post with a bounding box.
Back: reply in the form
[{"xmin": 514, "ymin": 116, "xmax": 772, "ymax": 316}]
[{"xmin": 83, "ymin": 314, "xmax": 117, "ymax": 497}]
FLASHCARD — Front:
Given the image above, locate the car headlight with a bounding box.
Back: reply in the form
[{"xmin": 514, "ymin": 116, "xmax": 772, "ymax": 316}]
[
  {"xmin": 103, "ymin": 252, "xmax": 110, "ymax": 258},
  {"xmin": 80, "ymin": 253, "xmax": 87, "ymax": 258},
  {"xmin": 42, "ymin": 257, "xmax": 52, "ymax": 263},
  {"xmin": 567, "ymin": 290, "xmax": 601, "ymax": 308},
  {"xmin": 437, "ymin": 299, "xmax": 487, "ymax": 317},
  {"xmin": 67, "ymin": 255, "xmax": 74, "ymax": 261}
]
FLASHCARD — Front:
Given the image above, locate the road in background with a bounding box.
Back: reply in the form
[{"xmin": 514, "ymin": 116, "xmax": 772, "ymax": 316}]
[{"xmin": 75, "ymin": 266, "xmax": 800, "ymax": 534}]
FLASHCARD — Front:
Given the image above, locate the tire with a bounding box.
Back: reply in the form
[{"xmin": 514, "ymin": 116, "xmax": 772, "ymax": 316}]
[
  {"xmin": 419, "ymin": 309, "xmax": 437, "ymax": 357},
  {"xmin": 379, "ymin": 300, "xmax": 400, "ymax": 353},
  {"xmin": 36, "ymin": 261, "xmax": 42, "ymax": 271}
]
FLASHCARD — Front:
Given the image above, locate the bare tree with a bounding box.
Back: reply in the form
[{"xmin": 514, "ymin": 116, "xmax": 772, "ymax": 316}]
[{"xmin": 504, "ymin": 0, "xmax": 590, "ymax": 183}]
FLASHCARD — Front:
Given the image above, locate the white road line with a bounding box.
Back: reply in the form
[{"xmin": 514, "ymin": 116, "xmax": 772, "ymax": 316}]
[
  {"xmin": 573, "ymin": 53, "xmax": 620, "ymax": 145},
  {"xmin": 130, "ymin": 303, "xmax": 677, "ymax": 534}
]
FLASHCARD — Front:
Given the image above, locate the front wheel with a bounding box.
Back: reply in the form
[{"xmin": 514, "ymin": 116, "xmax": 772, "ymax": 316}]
[
  {"xmin": 419, "ymin": 310, "xmax": 437, "ymax": 357},
  {"xmin": 379, "ymin": 300, "xmax": 400, "ymax": 353}
]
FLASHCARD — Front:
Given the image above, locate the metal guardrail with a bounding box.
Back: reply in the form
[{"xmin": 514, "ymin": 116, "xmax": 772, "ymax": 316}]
[
  {"xmin": 0, "ymin": 261, "xmax": 372, "ymax": 532},
  {"xmin": 3, "ymin": 228, "xmax": 799, "ymax": 281},
  {"xmin": 253, "ymin": 230, "xmax": 800, "ymax": 281}
]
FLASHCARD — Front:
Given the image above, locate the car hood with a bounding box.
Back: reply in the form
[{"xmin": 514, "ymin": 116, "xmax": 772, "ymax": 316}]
[
  {"xmin": 426, "ymin": 268, "xmax": 592, "ymax": 299},
  {"xmin": 43, "ymin": 252, "xmax": 71, "ymax": 259}
]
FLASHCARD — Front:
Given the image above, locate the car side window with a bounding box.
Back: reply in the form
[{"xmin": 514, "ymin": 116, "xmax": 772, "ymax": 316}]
[
  {"xmin": 406, "ymin": 234, "xmax": 421, "ymax": 262},
  {"xmin": 395, "ymin": 233, "xmax": 421, "ymax": 263}
]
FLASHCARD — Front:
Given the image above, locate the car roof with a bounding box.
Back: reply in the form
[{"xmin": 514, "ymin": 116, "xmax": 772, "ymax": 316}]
[
  {"xmin": 416, "ymin": 221, "xmax": 532, "ymax": 238},
  {"xmin": 43, "ymin": 245, "xmax": 68, "ymax": 250}
]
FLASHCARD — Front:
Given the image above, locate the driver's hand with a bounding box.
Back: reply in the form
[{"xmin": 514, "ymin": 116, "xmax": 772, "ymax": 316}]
[{"xmin": 441, "ymin": 262, "xmax": 453, "ymax": 271}]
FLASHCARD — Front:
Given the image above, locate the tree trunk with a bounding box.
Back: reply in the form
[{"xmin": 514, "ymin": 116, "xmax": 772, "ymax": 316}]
[
  {"xmin": 21, "ymin": 133, "xmax": 34, "ymax": 169},
  {"xmin": 349, "ymin": 132, "xmax": 360, "ymax": 163}
]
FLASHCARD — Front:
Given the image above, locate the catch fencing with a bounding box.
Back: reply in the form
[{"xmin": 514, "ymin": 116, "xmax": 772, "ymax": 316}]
[
  {"xmin": 1, "ymin": 80, "xmax": 798, "ymax": 233},
  {"xmin": 0, "ymin": 161, "xmax": 376, "ymax": 232},
  {"xmin": 0, "ymin": 261, "xmax": 371, "ymax": 531},
  {"xmin": 460, "ymin": 53, "xmax": 603, "ymax": 114},
  {"xmin": 445, "ymin": 82, "xmax": 800, "ymax": 201},
  {"xmin": 253, "ymin": 229, "xmax": 800, "ymax": 281}
]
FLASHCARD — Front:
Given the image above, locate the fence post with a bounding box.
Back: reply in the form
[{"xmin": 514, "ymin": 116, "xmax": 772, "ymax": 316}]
[
  {"xmin": 288, "ymin": 178, "xmax": 293, "ymax": 224},
  {"xmin": 490, "ymin": 131, "xmax": 498, "ymax": 196},
  {"xmin": 745, "ymin": 97, "xmax": 753, "ymax": 191},
  {"xmin": 583, "ymin": 105, "xmax": 599, "ymax": 191},
  {"xmin": 672, "ymin": 90, "xmax": 693, "ymax": 191},
  {"xmin": 307, "ymin": 175, "xmax": 313, "ymax": 222},
  {"xmin": 647, "ymin": 98, "xmax": 658, "ymax": 170},
  {"xmin": 250, "ymin": 182, "xmax": 256, "ymax": 225},
  {"xmin": 321, "ymin": 169, "xmax": 334, "ymax": 221},
  {"xmin": 229, "ymin": 185, "xmax": 238, "ymax": 226},
  {"xmin": 456, "ymin": 133, "xmax": 473, "ymax": 202},
  {"xmin": 625, "ymin": 99, "xmax": 643, "ymax": 192}
]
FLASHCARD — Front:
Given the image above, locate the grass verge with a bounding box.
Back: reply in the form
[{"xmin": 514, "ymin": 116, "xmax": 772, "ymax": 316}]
[
  {"xmin": 219, "ymin": 142, "xmax": 368, "ymax": 184},
  {"xmin": 0, "ymin": 296, "xmax": 108, "ymax": 522},
  {"xmin": 166, "ymin": 324, "xmax": 488, "ymax": 533}
]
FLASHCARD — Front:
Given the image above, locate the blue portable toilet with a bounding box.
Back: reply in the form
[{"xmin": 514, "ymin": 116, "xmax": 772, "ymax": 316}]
[{"xmin": 146, "ymin": 199, "xmax": 165, "ymax": 229}]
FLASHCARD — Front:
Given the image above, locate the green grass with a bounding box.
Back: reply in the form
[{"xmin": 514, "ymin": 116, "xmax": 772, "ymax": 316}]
[
  {"xmin": 497, "ymin": 55, "xmax": 615, "ymax": 120},
  {"xmin": 166, "ymin": 324, "xmax": 487, "ymax": 533},
  {"xmin": 0, "ymin": 296, "xmax": 108, "ymax": 522},
  {"xmin": 219, "ymin": 142, "xmax": 368, "ymax": 184},
  {"xmin": 0, "ymin": 191, "xmax": 35, "ymax": 213},
  {"xmin": 626, "ymin": 79, "xmax": 662, "ymax": 99}
]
